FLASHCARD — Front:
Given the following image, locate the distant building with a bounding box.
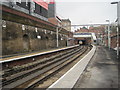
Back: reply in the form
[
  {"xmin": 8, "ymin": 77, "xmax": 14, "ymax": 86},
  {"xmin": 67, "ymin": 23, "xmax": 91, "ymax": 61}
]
[
  {"xmin": 74, "ymin": 26, "xmax": 105, "ymax": 45},
  {"xmin": 61, "ymin": 19, "xmax": 71, "ymax": 32},
  {"xmin": 75, "ymin": 27, "xmax": 89, "ymax": 33},
  {"xmin": 75, "ymin": 26, "xmax": 104, "ymax": 36}
]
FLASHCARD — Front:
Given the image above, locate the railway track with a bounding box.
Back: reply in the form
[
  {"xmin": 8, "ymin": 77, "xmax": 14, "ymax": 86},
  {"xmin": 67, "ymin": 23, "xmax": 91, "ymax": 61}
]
[
  {"xmin": 2, "ymin": 47, "xmax": 79, "ymax": 78},
  {"xmin": 1, "ymin": 45, "xmax": 90, "ymax": 89}
]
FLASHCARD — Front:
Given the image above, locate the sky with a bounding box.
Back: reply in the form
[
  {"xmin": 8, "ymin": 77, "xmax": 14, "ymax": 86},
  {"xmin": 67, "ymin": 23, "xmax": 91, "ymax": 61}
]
[{"xmin": 55, "ymin": 0, "xmax": 118, "ymax": 26}]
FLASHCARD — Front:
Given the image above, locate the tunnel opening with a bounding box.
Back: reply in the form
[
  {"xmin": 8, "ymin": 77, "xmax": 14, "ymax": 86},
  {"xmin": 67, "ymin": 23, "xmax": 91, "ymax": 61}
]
[{"xmin": 77, "ymin": 40, "xmax": 86, "ymax": 45}]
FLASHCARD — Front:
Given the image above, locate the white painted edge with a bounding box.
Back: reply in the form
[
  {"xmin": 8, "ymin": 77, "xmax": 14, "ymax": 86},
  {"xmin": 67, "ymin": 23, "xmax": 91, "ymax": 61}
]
[
  {"xmin": 0, "ymin": 45, "xmax": 79, "ymax": 63},
  {"xmin": 47, "ymin": 45, "xmax": 96, "ymax": 89}
]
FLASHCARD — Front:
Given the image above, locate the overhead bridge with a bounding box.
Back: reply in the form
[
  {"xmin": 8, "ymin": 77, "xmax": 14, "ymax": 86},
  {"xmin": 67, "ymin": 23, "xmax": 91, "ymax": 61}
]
[
  {"xmin": 71, "ymin": 23, "xmax": 108, "ymax": 27},
  {"xmin": 73, "ymin": 32, "xmax": 97, "ymax": 45}
]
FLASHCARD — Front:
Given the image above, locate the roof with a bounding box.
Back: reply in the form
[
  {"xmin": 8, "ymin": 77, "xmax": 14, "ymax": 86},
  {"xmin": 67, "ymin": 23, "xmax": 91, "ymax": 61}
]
[
  {"xmin": 62, "ymin": 19, "xmax": 71, "ymax": 22},
  {"xmin": 32, "ymin": 0, "xmax": 48, "ymax": 10}
]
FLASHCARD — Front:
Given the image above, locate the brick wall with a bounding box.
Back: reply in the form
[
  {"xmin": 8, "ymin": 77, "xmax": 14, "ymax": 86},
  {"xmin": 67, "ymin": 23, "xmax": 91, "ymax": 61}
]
[
  {"xmin": 104, "ymin": 35, "xmax": 120, "ymax": 50},
  {"xmin": 2, "ymin": 20, "xmax": 67, "ymax": 55},
  {"xmin": 111, "ymin": 35, "xmax": 120, "ymax": 49}
]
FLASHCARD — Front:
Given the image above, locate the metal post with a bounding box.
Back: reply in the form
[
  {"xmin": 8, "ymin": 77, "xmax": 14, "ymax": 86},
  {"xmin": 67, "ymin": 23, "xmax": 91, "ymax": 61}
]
[
  {"xmin": 56, "ymin": 27, "xmax": 59, "ymax": 48},
  {"xmin": 108, "ymin": 22, "xmax": 111, "ymax": 50},
  {"xmin": 117, "ymin": 2, "xmax": 120, "ymax": 58},
  {"xmin": 117, "ymin": 26, "xmax": 119, "ymax": 58},
  {"xmin": 104, "ymin": 25, "xmax": 107, "ymax": 46},
  {"xmin": 106, "ymin": 20, "xmax": 110, "ymax": 50}
]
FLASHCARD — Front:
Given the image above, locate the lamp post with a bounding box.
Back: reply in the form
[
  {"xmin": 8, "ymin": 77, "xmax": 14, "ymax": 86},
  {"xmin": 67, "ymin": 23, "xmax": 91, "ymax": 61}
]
[
  {"xmin": 111, "ymin": 1, "xmax": 119, "ymax": 58},
  {"xmin": 104, "ymin": 25, "xmax": 107, "ymax": 46},
  {"xmin": 56, "ymin": 25, "xmax": 63, "ymax": 48},
  {"xmin": 106, "ymin": 20, "xmax": 111, "ymax": 50}
]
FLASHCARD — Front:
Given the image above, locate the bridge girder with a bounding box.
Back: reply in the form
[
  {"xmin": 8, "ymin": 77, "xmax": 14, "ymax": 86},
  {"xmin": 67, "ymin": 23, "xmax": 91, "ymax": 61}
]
[{"xmin": 71, "ymin": 24, "xmax": 108, "ymax": 27}]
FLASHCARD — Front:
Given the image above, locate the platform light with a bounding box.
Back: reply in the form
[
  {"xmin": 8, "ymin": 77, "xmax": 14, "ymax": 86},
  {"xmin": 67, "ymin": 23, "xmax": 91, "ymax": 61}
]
[
  {"xmin": 2, "ymin": 20, "xmax": 6, "ymax": 28},
  {"xmin": 35, "ymin": 27, "xmax": 38, "ymax": 32},
  {"xmin": 22, "ymin": 25, "xmax": 25, "ymax": 30},
  {"xmin": 61, "ymin": 38, "xmax": 63, "ymax": 41},
  {"xmin": 44, "ymin": 30, "xmax": 47, "ymax": 34},
  {"xmin": 37, "ymin": 35, "xmax": 41, "ymax": 39},
  {"xmin": 6, "ymin": 64, "xmax": 9, "ymax": 67},
  {"xmin": 33, "ymin": 58, "xmax": 35, "ymax": 61}
]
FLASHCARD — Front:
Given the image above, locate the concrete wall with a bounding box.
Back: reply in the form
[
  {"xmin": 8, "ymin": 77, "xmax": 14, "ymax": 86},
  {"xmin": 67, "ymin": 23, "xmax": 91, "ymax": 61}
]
[
  {"xmin": 61, "ymin": 19, "xmax": 71, "ymax": 32},
  {"xmin": 2, "ymin": 20, "xmax": 67, "ymax": 56},
  {"xmin": 48, "ymin": 4, "xmax": 55, "ymax": 18}
]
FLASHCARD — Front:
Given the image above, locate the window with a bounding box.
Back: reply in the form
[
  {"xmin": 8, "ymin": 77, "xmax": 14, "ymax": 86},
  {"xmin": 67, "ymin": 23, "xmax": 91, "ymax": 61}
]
[
  {"xmin": 16, "ymin": 0, "xmax": 30, "ymax": 10},
  {"xmin": 34, "ymin": 3, "xmax": 42, "ymax": 14},
  {"xmin": 34, "ymin": 2, "xmax": 48, "ymax": 18},
  {"xmin": 37, "ymin": 36, "xmax": 41, "ymax": 39},
  {"xmin": 16, "ymin": 0, "xmax": 21, "ymax": 3}
]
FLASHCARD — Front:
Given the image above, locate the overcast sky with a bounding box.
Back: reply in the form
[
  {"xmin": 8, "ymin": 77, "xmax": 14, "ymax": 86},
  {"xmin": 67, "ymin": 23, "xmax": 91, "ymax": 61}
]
[{"xmin": 55, "ymin": 0, "xmax": 118, "ymax": 26}]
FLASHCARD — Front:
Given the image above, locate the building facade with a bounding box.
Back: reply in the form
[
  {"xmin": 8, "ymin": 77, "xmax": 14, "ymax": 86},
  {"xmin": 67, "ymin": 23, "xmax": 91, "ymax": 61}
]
[
  {"xmin": 61, "ymin": 19, "xmax": 71, "ymax": 32},
  {"xmin": 2, "ymin": 0, "xmax": 48, "ymax": 21}
]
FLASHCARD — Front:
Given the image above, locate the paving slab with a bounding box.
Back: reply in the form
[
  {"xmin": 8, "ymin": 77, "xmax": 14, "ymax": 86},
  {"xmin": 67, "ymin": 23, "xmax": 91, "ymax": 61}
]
[{"xmin": 74, "ymin": 46, "xmax": 119, "ymax": 89}]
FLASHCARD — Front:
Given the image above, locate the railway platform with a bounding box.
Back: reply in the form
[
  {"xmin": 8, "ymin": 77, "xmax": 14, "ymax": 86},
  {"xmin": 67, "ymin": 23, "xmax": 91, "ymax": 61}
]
[
  {"xmin": 0, "ymin": 45, "xmax": 79, "ymax": 63},
  {"xmin": 48, "ymin": 45, "xmax": 119, "ymax": 89}
]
